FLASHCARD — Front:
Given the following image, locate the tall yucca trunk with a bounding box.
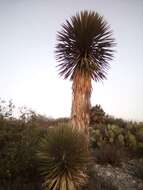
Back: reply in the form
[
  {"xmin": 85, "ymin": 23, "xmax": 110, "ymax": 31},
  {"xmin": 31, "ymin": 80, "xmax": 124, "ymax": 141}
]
[{"xmin": 71, "ymin": 72, "xmax": 91, "ymax": 136}]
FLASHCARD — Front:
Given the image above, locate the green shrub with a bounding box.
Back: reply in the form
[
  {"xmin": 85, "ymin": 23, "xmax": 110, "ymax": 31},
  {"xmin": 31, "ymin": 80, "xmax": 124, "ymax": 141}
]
[
  {"xmin": 90, "ymin": 124, "xmax": 124, "ymax": 148},
  {"xmin": 135, "ymin": 128, "xmax": 143, "ymax": 143},
  {"xmin": 90, "ymin": 105, "xmax": 106, "ymax": 125},
  {"xmin": 117, "ymin": 134, "xmax": 125, "ymax": 146},
  {"xmin": 93, "ymin": 144, "xmax": 124, "ymax": 166},
  {"xmin": 37, "ymin": 124, "xmax": 90, "ymax": 190},
  {"xmin": 91, "ymin": 123, "xmax": 143, "ymax": 155},
  {"xmin": 0, "ymin": 118, "xmax": 44, "ymax": 189},
  {"xmin": 90, "ymin": 104, "xmax": 127, "ymax": 128},
  {"xmin": 126, "ymin": 132, "xmax": 137, "ymax": 148}
]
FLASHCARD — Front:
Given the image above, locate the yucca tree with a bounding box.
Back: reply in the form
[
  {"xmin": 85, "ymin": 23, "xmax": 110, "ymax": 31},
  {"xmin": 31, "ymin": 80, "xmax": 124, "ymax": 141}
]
[{"xmin": 56, "ymin": 10, "xmax": 115, "ymax": 135}]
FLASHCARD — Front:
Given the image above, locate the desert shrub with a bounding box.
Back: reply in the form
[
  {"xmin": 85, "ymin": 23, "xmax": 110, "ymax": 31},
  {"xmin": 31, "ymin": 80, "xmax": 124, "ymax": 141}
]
[
  {"xmin": 131, "ymin": 142, "xmax": 143, "ymax": 158},
  {"xmin": 90, "ymin": 107, "xmax": 143, "ymax": 158},
  {"xmin": 124, "ymin": 123, "xmax": 143, "ymax": 157},
  {"xmin": 133, "ymin": 164, "xmax": 143, "ymax": 180},
  {"xmin": 90, "ymin": 105, "xmax": 106, "ymax": 125},
  {"xmin": 33, "ymin": 115, "xmax": 69, "ymax": 128},
  {"xmin": 135, "ymin": 129, "xmax": 143, "ymax": 143},
  {"xmin": 91, "ymin": 123, "xmax": 143, "ymax": 155},
  {"xmin": 90, "ymin": 105, "xmax": 127, "ymax": 128},
  {"xmin": 0, "ymin": 117, "xmax": 45, "ymax": 189},
  {"xmin": 93, "ymin": 144, "xmax": 124, "ymax": 166},
  {"xmin": 125, "ymin": 131, "xmax": 137, "ymax": 148},
  {"xmin": 90, "ymin": 124, "xmax": 125, "ymax": 148},
  {"xmin": 0, "ymin": 178, "xmax": 41, "ymax": 190},
  {"xmin": 128, "ymin": 159, "xmax": 143, "ymax": 181},
  {"xmin": 37, "ymin": 124, "xmax": 90, "ymax": 190}
]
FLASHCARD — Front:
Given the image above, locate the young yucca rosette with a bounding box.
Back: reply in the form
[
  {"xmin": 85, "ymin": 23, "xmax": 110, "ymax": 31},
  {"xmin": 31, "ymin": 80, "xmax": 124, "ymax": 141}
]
[{"xmin": 37, "ymin": 124, "xmax": 91, "ymax": 190}]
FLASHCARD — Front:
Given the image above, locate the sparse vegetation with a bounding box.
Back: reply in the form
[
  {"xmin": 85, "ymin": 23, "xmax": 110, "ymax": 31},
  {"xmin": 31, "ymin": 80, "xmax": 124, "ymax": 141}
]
[
  {"xmin": 0, "ymin": 101, "xmax": 143, "ymax": 189},
  {"xmin": 0, "ymin": 102, "xmax": 44, "ymax": 189},
  {"xmin": 93, "ymin": 144, "xmax": 124, "ymax": 166}
]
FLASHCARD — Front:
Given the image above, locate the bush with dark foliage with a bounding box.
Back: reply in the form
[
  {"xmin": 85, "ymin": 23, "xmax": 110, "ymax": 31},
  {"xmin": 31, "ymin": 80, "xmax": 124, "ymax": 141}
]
[
  {"xmin": 93, "ymin": 144, "xmax": 124, "ymax": 166},
  {"xmin": 0, "ymin": 104, "xmax": 45, "ymax": 190}
]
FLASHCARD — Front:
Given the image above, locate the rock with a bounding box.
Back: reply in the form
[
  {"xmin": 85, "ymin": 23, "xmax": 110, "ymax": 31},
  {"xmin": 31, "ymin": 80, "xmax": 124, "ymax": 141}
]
[{"xmin": 91, "ymin": 159, "xmax": 143, "ymax": 190}]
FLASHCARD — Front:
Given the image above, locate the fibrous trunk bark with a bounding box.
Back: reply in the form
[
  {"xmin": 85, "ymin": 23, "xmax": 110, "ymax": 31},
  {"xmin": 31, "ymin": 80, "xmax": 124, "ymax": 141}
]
[{"xmin": 71, "ymin": 73, "xmax": 91, "ymax": 136}]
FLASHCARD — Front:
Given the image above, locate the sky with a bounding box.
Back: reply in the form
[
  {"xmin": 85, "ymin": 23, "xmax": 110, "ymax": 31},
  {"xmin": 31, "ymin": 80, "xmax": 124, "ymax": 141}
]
[{"xmin": 0, "ymin": 0, "xmax": 143, "ymax": 121}]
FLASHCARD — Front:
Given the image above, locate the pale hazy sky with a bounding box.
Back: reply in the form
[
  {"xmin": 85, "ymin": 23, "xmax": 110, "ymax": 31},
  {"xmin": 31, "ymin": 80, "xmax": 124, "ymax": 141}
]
[{"xmin": 0, "ymin": 0, "xmax": 143, "ymax": 121}]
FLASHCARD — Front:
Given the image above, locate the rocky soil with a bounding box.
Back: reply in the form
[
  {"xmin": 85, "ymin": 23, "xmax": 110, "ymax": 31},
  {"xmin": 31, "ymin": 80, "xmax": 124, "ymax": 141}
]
[{"xmin": 94, "ymin": 159, "xmax": 143, "ymax": 190}]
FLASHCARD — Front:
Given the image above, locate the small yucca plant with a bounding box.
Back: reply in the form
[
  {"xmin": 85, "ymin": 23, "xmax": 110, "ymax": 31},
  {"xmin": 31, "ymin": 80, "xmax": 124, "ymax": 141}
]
[{"xmin": 37, "ymin": 124, "xmax": 90, "ymax": 190}]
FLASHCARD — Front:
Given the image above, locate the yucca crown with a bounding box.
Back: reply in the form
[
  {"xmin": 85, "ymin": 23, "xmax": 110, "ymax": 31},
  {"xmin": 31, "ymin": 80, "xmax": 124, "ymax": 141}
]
[{"xmin": 56, "ymin": 10, "xmax": 115, "ymax": 81}]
